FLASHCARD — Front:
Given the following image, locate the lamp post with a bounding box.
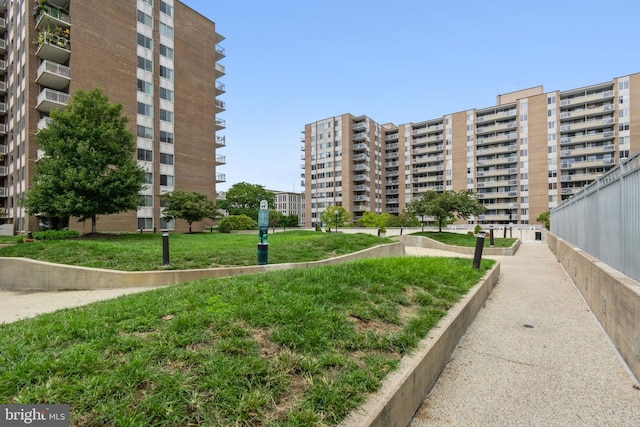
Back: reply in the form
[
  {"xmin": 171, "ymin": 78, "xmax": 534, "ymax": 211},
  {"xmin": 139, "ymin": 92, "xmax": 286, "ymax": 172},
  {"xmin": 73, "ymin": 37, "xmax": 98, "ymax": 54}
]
[
  {"xmin": 508, "ymin": 203, "xmax": 515, "ymax": 238},
  {"xmin": 335, "ymin": 211, "xmax": 339, "ymax": 233}
]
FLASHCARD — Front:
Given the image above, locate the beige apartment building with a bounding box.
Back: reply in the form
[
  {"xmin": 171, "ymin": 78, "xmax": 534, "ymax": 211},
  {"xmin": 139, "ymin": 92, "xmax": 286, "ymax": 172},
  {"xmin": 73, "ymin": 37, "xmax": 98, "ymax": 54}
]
[
  {"xmin": 302, "ymin": 73, "xmax": 640, "ymax": 228},
  {"xmin": 0, "ymin": 0, "xmax": 225, "ymax": 235}
]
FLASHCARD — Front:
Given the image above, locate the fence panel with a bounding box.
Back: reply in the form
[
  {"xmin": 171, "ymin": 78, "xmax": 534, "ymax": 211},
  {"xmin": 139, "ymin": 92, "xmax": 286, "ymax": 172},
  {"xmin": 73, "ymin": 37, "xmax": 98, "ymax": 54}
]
[{"xmin": 551, "ymin": 152, "xmax": 640, "ymax": 283}]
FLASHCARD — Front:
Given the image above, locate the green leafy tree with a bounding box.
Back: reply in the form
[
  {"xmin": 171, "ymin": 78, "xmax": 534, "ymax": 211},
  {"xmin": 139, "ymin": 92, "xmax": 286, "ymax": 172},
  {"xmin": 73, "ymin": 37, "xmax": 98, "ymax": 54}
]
[
  {"xmin": 268, "ymin": 210, "xmax": 284, "ymax": 228},
  {"xmin": 282, "ymin": 214, "xmax": 299, "ymax": 228},
  {"xmin": 406, "ymin": 190, "xmax": 485, "ymax": 232},
  {"xmin": 358, "ymin": 211, "xmax": 391, "ymax": 233},
  {"xmin": 387, "ymin": 213, "xmax": 420, "ymax": 228},
  {"xmin": 218, "ymin": 214, "xmax": 258, "ymax": 233},
  {"xmin": 536, "ymin": 211, "xmax": 551, "ymax": 230},
  {"xmin": 158, "ymin": 191, "xmax": 220, "ymax": 233},
  {"xmin": 22, "ymin": 88, "xmax": 145, "ymax": 234},
  {"xmin": 217, "ymin": 182, "xmax": 275, "ymax": 220},
  {"xmin": 320, "ymin": 206, "xmax": 350, "ymax": 231}
]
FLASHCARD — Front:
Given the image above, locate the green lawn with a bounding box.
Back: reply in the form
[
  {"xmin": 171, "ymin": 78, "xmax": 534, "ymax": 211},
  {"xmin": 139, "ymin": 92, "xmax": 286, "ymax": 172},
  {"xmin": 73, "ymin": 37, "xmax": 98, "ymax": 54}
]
[
  {"xmin": 0, "ymin": 256, "xmax": 495, "ymax": 426},
  {"xmin": 0, "ymin": 231, "xmax": 393, "ymax": 271},
  {"xmin": 413, "ymin": 231, "xmax": 517, "ymax": 248}
]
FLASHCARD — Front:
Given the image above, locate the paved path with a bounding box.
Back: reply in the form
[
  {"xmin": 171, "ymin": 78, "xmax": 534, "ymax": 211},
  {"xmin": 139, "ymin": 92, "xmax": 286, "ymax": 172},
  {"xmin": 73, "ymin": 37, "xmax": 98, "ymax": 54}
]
[{"xmin": 410, "ymin": 243, "xmax": 640, "ymax": 426}]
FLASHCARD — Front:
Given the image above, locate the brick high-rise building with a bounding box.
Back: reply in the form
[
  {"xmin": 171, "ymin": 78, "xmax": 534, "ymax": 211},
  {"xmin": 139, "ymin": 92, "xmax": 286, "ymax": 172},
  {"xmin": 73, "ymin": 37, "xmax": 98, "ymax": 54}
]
[
  {"xmin": 0, "ymin": 0, "xmax": 225, "ymax": 234},
  {"xmin": 302, "ymin": 73, "xmax": 640, "ymax": 227}
]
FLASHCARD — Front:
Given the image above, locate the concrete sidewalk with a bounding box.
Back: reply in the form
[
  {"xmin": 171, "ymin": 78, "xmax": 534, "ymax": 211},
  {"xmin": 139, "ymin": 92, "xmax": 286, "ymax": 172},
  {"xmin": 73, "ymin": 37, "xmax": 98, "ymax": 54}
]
[{"xmin": 410, "ymin": 243, "xmax": 640, "ymax": 426}]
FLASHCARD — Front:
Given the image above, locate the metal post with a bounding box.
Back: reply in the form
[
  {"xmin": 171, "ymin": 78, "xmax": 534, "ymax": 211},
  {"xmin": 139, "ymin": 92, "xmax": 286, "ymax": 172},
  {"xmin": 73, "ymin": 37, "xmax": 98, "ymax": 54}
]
[
  {"xmin": 473, "ymin": 233, "xmax": 485, "ymax": 270},
  {"xmin": 509, "ymin": 224, "xmax": 513, "ymax": 238},
  {"xmin": 27, "ymin": 230, "xmax": 33, "ymax": 239},
  {"xmin": 162, "ymin": 233, "xmax": 170, "ymax": 265},
  {"xmin": 335, "ymin": 212, "xmax": 339, "ymax": 233},
  {"xmin": 489, "ymin": 226, "xmax": 494, "ymax": 246},
  {"xmin": 421, "ymin": 215, "xmax": 424, "ymax": 233}
]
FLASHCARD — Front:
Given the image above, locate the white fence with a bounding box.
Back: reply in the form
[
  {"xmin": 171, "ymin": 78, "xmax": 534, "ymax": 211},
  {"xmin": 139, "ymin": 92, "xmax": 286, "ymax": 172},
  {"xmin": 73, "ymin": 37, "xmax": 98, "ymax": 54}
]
[{"xmin": 551, "ymin": 151, "xmax": 640, "ymax": 283}]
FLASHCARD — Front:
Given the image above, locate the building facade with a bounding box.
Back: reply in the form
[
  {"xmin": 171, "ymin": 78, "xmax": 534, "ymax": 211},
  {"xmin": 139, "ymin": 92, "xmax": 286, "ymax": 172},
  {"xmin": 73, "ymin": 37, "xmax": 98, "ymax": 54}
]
[
  {"xmin": 271, "ymin": 190, "xmax": 302, "ymax": 224},
  {"xmin": 0, "ymin": 0, "xmax": 225, "ymax": 234},
  {"xmin": 302, "ymin": 73, "xmax": 640, "ymax": 227}
]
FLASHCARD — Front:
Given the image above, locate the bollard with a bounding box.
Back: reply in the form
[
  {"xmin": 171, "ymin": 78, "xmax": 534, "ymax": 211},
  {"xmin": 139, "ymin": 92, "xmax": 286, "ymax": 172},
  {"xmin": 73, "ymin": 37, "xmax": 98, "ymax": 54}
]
[
  {"xmin": 503, "ymin": 225, "xmax": 507, "ymax": 238},
  {"xmin": 489, "ymin": 226, "xmax": 494, "ymax": 247},
  {"xmin": 400, "ymin": 227, "xmax": 403, "ymax": 236},
  {"xmin": 27, "ymin": 230, "xmax": 33, "ymax": 239},
  {"xmin": 162, "ymin": 233, "xmax": 170, "ymax": 265},
  {"xmin": 509, "ymin": 225, "xmax": 513, "ymax": 238},
  {"xmin": 472, "ymin": 233, "xmax": 485, "ymax": 270}
]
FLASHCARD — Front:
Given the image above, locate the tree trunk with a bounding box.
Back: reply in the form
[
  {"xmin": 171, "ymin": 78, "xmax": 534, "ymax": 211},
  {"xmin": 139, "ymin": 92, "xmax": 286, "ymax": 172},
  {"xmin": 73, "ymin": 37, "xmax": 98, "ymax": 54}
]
[{"xmin": 91, "ymin": 214, "xmax": 97, "ymax": 234}]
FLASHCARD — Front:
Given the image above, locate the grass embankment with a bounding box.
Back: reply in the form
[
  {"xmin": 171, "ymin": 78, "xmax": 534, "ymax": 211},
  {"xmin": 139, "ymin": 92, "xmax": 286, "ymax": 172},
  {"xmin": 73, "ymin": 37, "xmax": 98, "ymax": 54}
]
[
  {"xmin": 0, "ymin": 231, "xmax": 392, "ymax": 271},
  {"xmin": 414, "ymin": 231, "xmax": 517, "ymax": 248},
  {"xmin": 0, "ymin": 256, "xmax": 495, "ymax": 426}
]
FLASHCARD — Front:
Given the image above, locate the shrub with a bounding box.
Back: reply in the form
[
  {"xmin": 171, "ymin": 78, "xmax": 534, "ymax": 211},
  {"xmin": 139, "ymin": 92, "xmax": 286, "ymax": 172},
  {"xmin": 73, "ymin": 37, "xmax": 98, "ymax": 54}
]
[
  {"xmin": 473, "ymin": 225, "xmax": 482, "ymax": 234},
  {"xmin": 218, "ymin": 215, "xmax": 258, "ymax": 233}
]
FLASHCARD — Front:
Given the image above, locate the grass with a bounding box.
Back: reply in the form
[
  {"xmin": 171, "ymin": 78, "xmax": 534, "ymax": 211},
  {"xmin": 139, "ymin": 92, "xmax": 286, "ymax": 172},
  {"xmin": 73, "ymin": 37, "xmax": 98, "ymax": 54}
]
[
  {"xmin": 413, "ymin": 231, "xmax": 517, "ymax": 248},
  {"xmin": 0, "ymin": 231, "xmax": 393, "ymax": 271},
  {"xmin": 0, "ymin": 256, "xmax": 495, "ymax": 426}
]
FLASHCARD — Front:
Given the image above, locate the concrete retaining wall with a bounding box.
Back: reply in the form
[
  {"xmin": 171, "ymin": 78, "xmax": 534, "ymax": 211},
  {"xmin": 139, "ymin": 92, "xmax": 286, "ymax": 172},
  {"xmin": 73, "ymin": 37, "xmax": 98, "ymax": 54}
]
[
  {"xmin": 395, "ymin": 235, "xmax": 520, "ymax": 256},
  {"xmin": 547, "ymin": 233, "xmax": 640, "ymax": 381},
  {"xmin": 0, "ymin": 243, "xmax": 405, "ymax": 291},
  {"xmin": 341, "ymin": 261, "xmax": 501, "ymax": 427}
]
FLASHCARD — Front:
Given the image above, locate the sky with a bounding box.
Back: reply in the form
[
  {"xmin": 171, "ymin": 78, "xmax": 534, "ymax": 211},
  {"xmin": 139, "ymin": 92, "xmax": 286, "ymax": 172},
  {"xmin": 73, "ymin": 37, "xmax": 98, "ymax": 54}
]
[{"xmin": 181, "ymin": 0, "xmax": 640, "ymax": 193}]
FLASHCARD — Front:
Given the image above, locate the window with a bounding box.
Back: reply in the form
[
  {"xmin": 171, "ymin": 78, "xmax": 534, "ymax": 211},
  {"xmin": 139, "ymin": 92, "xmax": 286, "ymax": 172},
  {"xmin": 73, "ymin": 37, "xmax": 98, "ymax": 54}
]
[
  {"xmin": 160, "ymin": 130, "xmax": 174, "ymax": 144},
  {"xmin": 159, "ymin": 66, "xmax": 173, "ymax": 81},
  {"xmin": 548, "ymin": 96, "xmax": 556, "ymax": 104},
  {"xmin": 137, "ymin": 56, "xmax": 152, "ymax": 72},
  {"xmin": 159, "ymin": 87, "xmax": 173, "ymax": 101},
  {"xmin": 137, "ymin": 33, "xmax": 152, "ymax": 49},
  {"xmin": 137, "ymin": 125, "xmax": 153, "ymax": 139},
  {"xmin": 137, "ymin": 10, "xmax": 152, "ymax": 27},
  {"xmin": 160, "ymin": 1, "xmax": 173, "ymax": 16},
  {"xmin": 142, "ymin": 0, "xmax": 152, "ymax": 5},
  {"xmin": 160, "ymin": 174, "xmax": 174, "ymax": 186},
  {"xmin": 160, "ymin": 152, "xmax": 174, "ymax": 165},
  {"xmin": 548, "ymin": 146, "xmax": 556, "ymax": 153},
  {"xmin": 160, "ymin": 22, "xmax": 174, "ymax": 39},
  {"xmin": 619, "ymin": 123, "xmax": 630, "ymax": 131},
  {"xmin": 159, "ymin": 44, "xmax": 174, "ymax": 60},
  {"xmin": 144, "ymin": 172, "xmax": 153, "ymax": 184},
  {"xmin": 138, "ymin": 195, "xmax": 153, "ymax": 207},
  {"xmin": 137, "ymin": 148, "xmax": 153, "ymax": 162},
  {"xmin": 618, "ymin": 81, "xmax": 629, "ymax": 90},
  {"xmin": 548, "ymin": 170, "xmax": 557, "ymax": 178},
  {"xmin": 137, "ymin": 217, "xmax": 153, "ymax": 230},
  {"xmin": 137, "ymin": 79, "xmax": 152, "ymax": 95},
  {"xmin": 160, "ymin": 109, "xmax": 173, "ymax": 123},
  {"xmin": 520, "ymin": 173, "xmax": 528, "ymax": 179},
  {"xmin": 520, "ymin": 149, "xmax": 528, "ymax": 156},
  {"xmin": 137, "ymin": 102, "xmax": 152, "ymax": 117}
]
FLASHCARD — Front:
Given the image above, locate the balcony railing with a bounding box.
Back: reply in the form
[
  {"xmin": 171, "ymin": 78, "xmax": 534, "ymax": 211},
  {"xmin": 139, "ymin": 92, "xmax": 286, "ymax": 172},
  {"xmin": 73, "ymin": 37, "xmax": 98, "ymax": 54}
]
[
  {"xmin": 35, "ymin": 4, "xmax": 71, "ymax": 30},
  {"xmin": 37, "ymin": 88, "xmax": 70, "ymax": 113},
  {"xmin": 216, "ymin": 173, "xmax": 226, "ymax": 182},
  {"xmin": 215, "ymin": 118, "xmax": 226, "ymax": 129},
  {"xmin": 215, "ymin": 135, "xmax": 226, "ymax": 147},
  {"xmin": 36, "ymin": 60, "xmax": 71, "ymax": 90}
]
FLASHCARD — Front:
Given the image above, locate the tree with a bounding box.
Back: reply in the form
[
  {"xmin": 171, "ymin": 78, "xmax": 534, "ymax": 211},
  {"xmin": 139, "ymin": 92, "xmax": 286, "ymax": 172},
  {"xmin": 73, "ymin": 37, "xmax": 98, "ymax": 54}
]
[
  {"xmin": 358, "ymin": 211, "xmax": 391, "ymax": 233},
  {"xmin": 536, "ymin": 211, "xmax": 551, "ymax": 230},
  {"xmin": 268, "ymin": 210, "xmax": 284, "ymax": 228},
  {"xmin": 406, "ymin": 190, "xmax": 485, "ymax": 232},
  {"xmin": 320, "ymin": 206, "xmax": 350, "ymax": 231},
  {"xmin": 158, "ymin": 191, "xmax": 221, "ymax": 233},
  {"xmin": 282, "ymin": 214, "xmax": 299, "ymax": 228},
  {"xmin": 22, "ymin": 88, "xmax": 145, "ymax": 234},
  {"xmin": 217, "ymin": 182, "xmax": 275, "ymax": 220}
]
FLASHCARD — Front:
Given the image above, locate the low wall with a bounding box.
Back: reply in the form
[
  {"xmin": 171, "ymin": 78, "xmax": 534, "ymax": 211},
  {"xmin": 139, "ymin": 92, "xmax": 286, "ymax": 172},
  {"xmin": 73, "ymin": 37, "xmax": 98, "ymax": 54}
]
[
  {"xmin": 0, "ymin": 243, "xmax": 404, "ymax": 291},
  {"xmin": 341, "ymin": 261, "xmax": 501, "ymax": 427},
  {"xmin": 395, "ymin": 235, "xmax": 520, "ymax": 256},
  {"xmin": 547, "ymin": 233, "xmax": 640, "ymax": 382}
]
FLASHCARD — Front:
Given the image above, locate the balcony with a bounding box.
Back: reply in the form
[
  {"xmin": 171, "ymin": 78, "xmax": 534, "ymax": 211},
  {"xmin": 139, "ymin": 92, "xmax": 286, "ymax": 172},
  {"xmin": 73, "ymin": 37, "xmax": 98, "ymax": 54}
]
[
  {"xmin": 385, "ymin": 133, "xmax": 399, "ymax": 141},
  {"xmin": 0, "ymin": 187, "xmax": 7, "ymax": 197},
  {"xmin": 215, "ymin": 63, "xmax": 225, "ymax": 77},
  {"xmin": 0, "ymin": 1, "xmax": 6, "ymax": 14},
  {"xmin": 215, "ymin": 81, "xmax": 226, "ymax": 95},
  {"xmin": 0, "ymin": 165, "xmax": 6, "ymax": 176},
  {"xmin": 353, "ymin": 174, "xmax": 370, "ymax": 182},
  {"xmin": 476, "ymin": 108, "xmax": 517, "ymax": 123},
  {"xmin": 476, "ymin": 121, "xmax": 517, "ymax": 135},
  {"xmin": 37, "ymin": 88, "xmax": 69, "ymax": 113},
  {"xmin": 0, "ymin": 81, "xmax": 6, "ymax": 93},
  {"xmin": 0, "ymin": 123, "xmax": 6, "ymax": 134},
  {"xmin": 477, "ymin": 132, "xmax": 517, "ymax": 145},
  {"xmin": 0, "ymin": 38, "xmax": 5, "ymax": 54},
  {"xmin": 561, "ymin": 173, "xmax": 598, "ymax": 183},
  {"xmin": 353, "ymin": 132, "xmax": 368, "ymax": 141},
  {"xmin": 477, "ymin": 167, "xmax": 516, "ymax": 178},
  {"xmin": 411, "ymin": 127, "xmax": 427, "ymax": 136},
  {"xmin": 216, "ymin": 173, "xmax": 226, "ymax": 183},
  {"xmin": 559, "ymin": 117, "xmax": 615, "ymax": 132},
  {"xmin": 0, "ymin": 59, "xmax": 6, "ymax": 74},
  {"xmin": 560, "ymin": 104, "xmax": 615, "ymax": 120},
  {"xmin": 215, "ymin": 99, "xmax": 226, "ymax": 112},
  {"xmin": 216, "ymin": 155, "xmax": 226, "ymax": 165},
  {"xmin": 559, "ymin": 90, "xmax": 614, "ymax": 107},
  {"xmin": 36, "ymin": 31, "xmax": 71, "ymax": 64},
  {"xmin": 0, "ymin": 102, "xmax": 6, "ymax": 114},
  {"xmin": 353, "ymin": 153, "xmax": 368, "ymax": 161},
  {"xmin": 560, "ymin": 158, "xmax": 615, "ymax": 170},
  {"xmin": 353, "ymin": 122, "xmax": 367, "ymax": 131},
  {"xmin": 37, "ymin": 117, "xmax": 52, "ymax": 132},
  {"xmin": 215, "ymin": 45, "xmax": 225, "ymax": 60},
  {"xmin": 215, "ymin": 135, "xmax": 226, "ymax": 147},
  {"xmin": 477, "ymin": 156, "xmax": 517, "ymax": 167},
  {"xmin": 560, "ymin": 131, "xmax": 615, "ymax": 145},
  {"xmin": 35, "ymin": 4, "xmax": 70, "ymax": 31},
  {"xmin": 477, "ymin": 144, "xmax": 517, "ymax": 156},
  {"xmin": 215, "ymin": 118, "xmax": 226, "ymax": 130},
  {"xmin": 353, "ymin": 142, "xmax": 368, "ymax": 152},
  {"xmin": 0, "ymin": 144, "xmax": 6, "ymax": 155},
  {"xmin": 36, "ymin": 60, "xmax": 70, "ymax": 90},
  {"xmin": 560, "ymin": 144, "xmax": 615, "ymax": 158}
]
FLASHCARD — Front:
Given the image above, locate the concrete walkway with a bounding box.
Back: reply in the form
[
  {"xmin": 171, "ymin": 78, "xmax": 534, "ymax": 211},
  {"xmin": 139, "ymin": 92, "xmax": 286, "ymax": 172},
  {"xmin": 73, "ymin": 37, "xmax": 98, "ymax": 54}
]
[{"xmin": 411, "ymin": 243, "xmax": 640, "ymax": 426}]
